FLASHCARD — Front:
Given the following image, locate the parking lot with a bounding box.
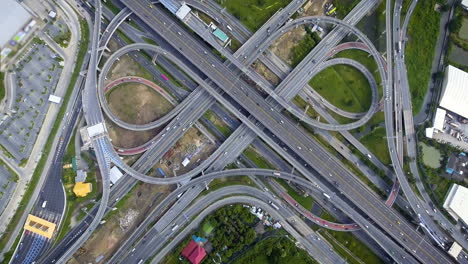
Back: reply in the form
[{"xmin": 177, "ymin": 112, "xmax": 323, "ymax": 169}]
[
  {"xmin": 0, "ymin": 38, "xmax": 63, "ymax": 162},
  {"xmin": 44, "ymin": 17, "xmax": 70, "ymax": 48}
]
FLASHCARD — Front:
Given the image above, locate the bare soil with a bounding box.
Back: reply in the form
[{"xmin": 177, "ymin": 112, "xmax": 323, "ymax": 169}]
[
  {"xmin": 151, "ymin": 127, "xmax": 215, "ymax": 177},
  {"xmin": 268, "ymin": 0, "xmax": 328, "ymax": 65},
  {"xmin": 107, "ymin": 82, "xmax": 174, "ymax": 125},
  {"xmin": 252, "ymin": 61, "xmax": 280, "ymax": 85},
  {"xmin": 71, "ymin": 184, "xmax": 173, "ymax": 263},
  {"xmin": 106, "ymin": 116, "xmax": 160, "ymax": 149}
]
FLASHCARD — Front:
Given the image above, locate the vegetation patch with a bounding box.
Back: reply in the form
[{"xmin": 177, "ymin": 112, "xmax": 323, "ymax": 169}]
[
  {"xmin": 215, "ymin": 0, "xmax": 291, "ymax": 31},
  {"xmin": 0, "ymin": 72, "xmax": 5, "ymax": 101},
  {"xmin": 360, "ymin": 127, "xmax": 391, "ymax": 165},
  {"xmin": 309, "ymin": 64, "xmax": 372, "ymax": 113},
  {"xmin": 405, "ymin": 0, "xmax": 440, "ymax": 113}
]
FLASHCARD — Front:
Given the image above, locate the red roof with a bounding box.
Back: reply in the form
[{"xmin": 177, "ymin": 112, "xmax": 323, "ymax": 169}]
[
  {"xmin": 188, "ymin": 246, "xmax": 206, "ymax": 264},
  {"xmin": 182, "ymin": 240, "xmax": 198, "ymax": 258},
  {"xmin": 181, "ymin": 240, "xmax": 206, "ymax": 264}
]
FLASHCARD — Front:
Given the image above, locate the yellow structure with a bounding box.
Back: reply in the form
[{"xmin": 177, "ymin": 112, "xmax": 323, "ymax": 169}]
[
  {"xmin": 73, "ymin": 182, "xmax": 92, "ymax": 197},
  {"xmin": 24, "ymin": 214, "xmax": 56, "ymax": 239}
]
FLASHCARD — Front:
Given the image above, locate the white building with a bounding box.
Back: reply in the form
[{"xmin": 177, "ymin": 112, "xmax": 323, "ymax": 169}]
[
  {"xmin": 48, "ymin": 95, "xmax": 62, "ymax": 104},
  {"xmin": 443, "ymin": 184, "xmax": 468, "ymax": 224},
  {"xmin": 440, "ymin": 66, "xmax": 468, "ymax": 119},
  {"xmin": 86, "ymin": 123, "xmax": 106, "ymax": 138},
  {"xmin": 0, "ymin": 0, "xmax": 32, "ymax": 47},
  {"xmin": 462, "ymin": 0, "xmax": 468, "ymax": 10},
  {"xmin": 110, "ymin": 166, "xmax": 123, "ymax": 185},
  {"xmin": 448, "ymin": 242, "xmax": 462, "ymax": 259}
]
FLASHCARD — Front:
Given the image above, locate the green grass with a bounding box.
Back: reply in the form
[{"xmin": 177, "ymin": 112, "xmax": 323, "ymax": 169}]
[
  {"xmin": 276, "ymin": 179, "xmax": 314, "ymax": 210},
  {"xmin": 203, "ymin": 109, "xmax": 233, "ymax": 137},
  {"xmin": 0, "ymin": 18, "xmax": 90, "ymax": 262},
  {"xmin": 0, "ymin": 72, "xmax": 5, "ymax": 101},
  {"xmin": 103, "ymin": 0, "xmax": 120, "ymax": 14},
  {"xmin": 142, "ymin": 37, "xmax": 157, "ymax": 45},
  {"xmin": 335, "ymin": 49, "xmax": 382, "ymax": 97},
  {"xmin": 232, "ymin": 231, "xmax": 318, "ymax": 264},
  {"xmin": 333, "ymin": 0, "xmax": 361, "ymax": 19},
  {"xmin": 405, "ymin": 0, "xmax": 441, "ymax": 113},
  {"xmin": 360, "ymin": 127, "xmax": 391, "ymax": 165},
  {"xmin": 207, "ymin": 175, "xmax": 255, "ymax": 193},
  {"xmin": 309, "ymin": 64, "xmax": 372, "ymax": 113},
  {"xmin": 243, "ymin": 147, "xmax": 275, "ymax": 169},
  {"xmin": 215, "ymin": 0, "xmax": 291, "ymax": 32},
  {"xmin": 291, "ymin": 32, "xmax": 318, "ymax": 67},
  {"xmin": 318, "ymin": 212, "xmax": 382, "ymax": 264}
]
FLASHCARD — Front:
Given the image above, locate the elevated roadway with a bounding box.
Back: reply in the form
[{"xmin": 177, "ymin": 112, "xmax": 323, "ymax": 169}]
[
  {"xmin": 119, "ymin": 2, "xmax": 453, "ymax": 262},
  {"xmin": 149, "ymin": 190, "xmax": 345, "ymax": 264}
]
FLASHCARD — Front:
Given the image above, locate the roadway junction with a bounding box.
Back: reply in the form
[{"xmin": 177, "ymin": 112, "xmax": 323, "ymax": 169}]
[{"xmin": 19, "ymin": 0, "xmax": 467, "ymax": 263}]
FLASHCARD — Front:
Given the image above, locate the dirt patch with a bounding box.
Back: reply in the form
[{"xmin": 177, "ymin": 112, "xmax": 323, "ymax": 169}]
[
  {"xmin": 107, "ymin": 82, "xmax": 174, "ymax": 125},
  {"xmin": 151, "ymin": 127, "xmax": 215, "ymax": 177},
  {"xmin": 71, "ymin": 183, "xmax": 173, "ymax": 263},
  {"xmin": 268, "ymin": 0, "xmax": 328, "ymax": 65},
  {"xmin": 106, "ymin": 116, "xmax": 160, "ymax": 149},
  {"xmin": 252, "ymin": 61, "xmax": 280, "ymax": 85}
]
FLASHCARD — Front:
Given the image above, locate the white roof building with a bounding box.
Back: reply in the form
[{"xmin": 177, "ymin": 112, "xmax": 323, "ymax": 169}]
[
  {"xmin": 110, "ymin": 166, "xmax": 123, "ymax": 185},
  {"xmin": 175, "ymin": 4, "xmax": 191, "ymax": 20},
  {"xmin": 0, "ymin": 0, "xmax": 32, "ymax": 47},
  {"xmin": 433, "ymin": 108, "xmax": 446, "ymax": 131},
  {"xmin": 443, "ymin": 184, "xmax": 468, "ymax": 224},
  {"xmin": 440, "ymin": 66, "xmax": 468, "ymax": 119},
  {"xmin": 48, "ymin": 95, "xmax": 62, "ymax": 104},
  {"xmin": 448, "ymin": 242, "xmax": 462, "ymax": 259},
  {"xmin": 87, "ymin": 123, "xmax": 106, "ymax": 138},
  {"xmin": 462, "ymin": 0, "xmax": 468, "ymax": 10}
]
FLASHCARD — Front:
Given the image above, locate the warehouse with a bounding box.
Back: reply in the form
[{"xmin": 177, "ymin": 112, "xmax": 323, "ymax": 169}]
[
  {"xmin": 0, "ymin": 0, "xmax": 32, "ymax": 47},
  {"xmin": 440, "ymin": 66, "xmax": 468, "ymax": 119},
  {"xmin": 443, "ymin": 184, "xmax": 468, "ymax": 224}
]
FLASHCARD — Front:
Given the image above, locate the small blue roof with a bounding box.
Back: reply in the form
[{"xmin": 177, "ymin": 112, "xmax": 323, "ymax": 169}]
[{"xmin": 213, "ymin": 28, "xmax": 229, "ymax": 42}]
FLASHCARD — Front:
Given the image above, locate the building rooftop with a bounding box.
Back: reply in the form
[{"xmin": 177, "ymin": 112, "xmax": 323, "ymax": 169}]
[
  {"xmin": 181, "ymin": 240, "xmax": 206, "ymax": 264},
  {"xmin": 24, "ymin": 214, "xmax": 56, "ymax": 239},
  {"xmin": 440, "ymin": 66, "xmax": 468, "ymax": 119},
  {"xmin": 73, "ymin": 182, "xmax": 92, "ymax": 197},
  {"xmin": 443, "ymin": 184, "xmax": 468, "ymax": 224},
  {"xmin": 433, "ymin": 108, "xmax": 446, "ymax": 131},
  {"xmin": 0, "ymin": 0, "xmax": 32, "ymax": 47},
  {"xmin": 213, "ymin": 28, "xmax": 229, "ymax": 43},
  {"xmin": 110, "ymin": 166, "xmax": 123, "ymax": 185}
]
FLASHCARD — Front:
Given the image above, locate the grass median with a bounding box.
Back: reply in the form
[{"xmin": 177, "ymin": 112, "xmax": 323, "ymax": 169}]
[
  {"xmin": 405, "ymin": 0, "xmax": 441, "ymax": 113},
  {"xmin": 0, "ymin": 18, "xmax": 90, "ymax": 261}
]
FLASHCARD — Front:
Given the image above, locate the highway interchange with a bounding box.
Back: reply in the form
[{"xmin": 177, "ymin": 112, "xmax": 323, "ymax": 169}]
[{"xmin": 12, "ymin": 0, "xmax": 468, "ymax": 263}]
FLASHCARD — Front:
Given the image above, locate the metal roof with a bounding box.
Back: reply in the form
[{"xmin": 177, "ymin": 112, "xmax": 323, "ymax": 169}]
[
  {"xmin": 433, "ymin": 108, "xmax": 446, "ymax": 131},
  {"xmin": 213, "ymin": 28, "xmax": 229, "ymax": 43},
  {"xmin": 440, "ymin": 66, "xmax": 468, "ymax": 119},
  {"xmin": 443, "ymin": 184, "xmax": 468, "ymax": 224},
  {"xmin": 0, "ymin": 0, "xmax": 31, "ymax": 47}
]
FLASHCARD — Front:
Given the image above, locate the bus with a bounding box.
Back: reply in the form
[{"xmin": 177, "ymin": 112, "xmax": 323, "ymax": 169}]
[
  {"xmin": 268, "ymin": 200, "xmax": 280, "ymax": 210},
  {"xmin": 160, "ymin": 74, "xmax": 169, "ymax": 81},
  {"xmin": 323, "ymin": 193, "xmax": 331, "ymax": 199},
  {"xmin": 157, "ymin": 168, "xmax": 166, "ymax": 177},
  {"xmin": 171, "ymin": 225, "xmax": 179, "ymax": 232}
]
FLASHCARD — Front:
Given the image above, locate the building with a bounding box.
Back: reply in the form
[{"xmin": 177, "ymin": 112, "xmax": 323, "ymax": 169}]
[
  {"xmin": 176, "ymin": 4, "xmax": 191, "ymax": 20},
  {"xmin": 110, "ymin": 166, "xmax": 123, "ymax": 185},
  {"xmin": 75, "ymin": 170, "xmax": 87, "ymax": 183},
  {"xmin": 181, "ymin": 240, "xmax": 206, "ymax": 264},
  {"xmin": 213, "ymin": 28, "xmax": 229, "ymax": 44},
  {"xmin": 462, "ymin": 0, "xmax": 468, "ymax": 10},
  {"xmin": 448, "ymin": 242, "xmax": 462, "ymax": 259},
  {"xmin": 445, "ymin": 153, "xmax": 468, "ymax": 181},
  {"xmin": 24, "ymin": 214, "xmax": 56, "ymax": 239},
  {"xmin": 48, "ymin": 95, "xmax": 62, "ymax": 104},
  {"xmin": 0, "ymin": 0, "xmax": 32, "ymax": 47},
  {"xmin": 73, "ymin": 182, "xmax": 92, "ymax": 197},
  {"xmin": 443, "ymin": 184, "xmax": 468, "ymax": 224},
  {"xmin": 440, "ymin": 66, "xmax": 468, "ymax": 119},
  {"xmin": 86, "ymin": 123, "xmax": 106, "ymax": 138}
]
